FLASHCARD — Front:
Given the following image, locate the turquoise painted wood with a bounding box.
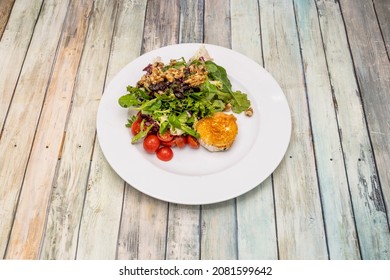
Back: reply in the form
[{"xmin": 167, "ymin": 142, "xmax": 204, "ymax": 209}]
[{"xmin": 293, "ymin": 0, "xmax": 359, "ymax": 259}]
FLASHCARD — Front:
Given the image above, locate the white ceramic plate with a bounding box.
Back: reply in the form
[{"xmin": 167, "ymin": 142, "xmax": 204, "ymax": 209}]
[{"xmin": 97, "ymin": 43, "xmax": 291, "ymax": 205}]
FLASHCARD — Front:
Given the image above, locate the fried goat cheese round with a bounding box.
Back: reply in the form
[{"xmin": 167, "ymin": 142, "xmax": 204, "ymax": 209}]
[{"xmin": 195, "ymin": 112, "xmax": 238, "ymax": 152}]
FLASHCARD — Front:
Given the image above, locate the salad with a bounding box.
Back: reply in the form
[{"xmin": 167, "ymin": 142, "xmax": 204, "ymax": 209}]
[{"xmin": 118, "ymin": 46, "xmax": 252, "ymax": 161}]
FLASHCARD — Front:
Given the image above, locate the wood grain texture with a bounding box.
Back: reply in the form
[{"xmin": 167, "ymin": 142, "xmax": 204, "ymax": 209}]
[
  {"xmin": 338, "ymin": 0, "xmax": 390, "ymax": 259},
  {"xmin": 92, "ymin": 0, "xmax": 147, "ymax": 260},
  {"xmin": 231, "ymin": 0, "xmax": 278, "ymax": 260},
  {"xmin": 201, "ymin": 0, "xmax": 237, "ymax": 260},
  {"xmin": 179, "ymin": 0, "xmax": 203, "ymax": 43},
  {"xmin": 165, "ymin": 0, "xmax": 203, "ymax": 260},
  {"xmin": 116, "ymin": 0, "xmax": 180, "ymax": 260},
  {"xmin": 260, "ymin": 0, "xmax": 328, "ymax": 259},
  {"xmin": 317, "ymin": 0, "xmax": 390, "ymax": 261},
  {"xmin": 0, "ymin": 0, "xmax": 70, "ymax": 259},
  {"xmin": 69, "ymin": 0, "xmax": 124, "ymax": 259},
  {"xmin": 340, "ymin": 0, "xmax": 390, "ymax": 219},
  {"xmin": 373, "ymin": 0, "xmax": 390, "ymax": 56},
  {"xmin": 40, "ymin": 0, "xmax": 118, "ymax": 260},
  {"xmin": 293, "ymin": 0, "xmax": 359, "ymax": 259},
  {"xmin": 0, "ymin": 0, "xmax": 15, "ymax": 38},
  {"xmin": 5, "ymin": 0, "xmax": 92, "ymax": 259},
  {"xmin": 0, "ymin": 0, "xmax": 42, "ymax": 134}
]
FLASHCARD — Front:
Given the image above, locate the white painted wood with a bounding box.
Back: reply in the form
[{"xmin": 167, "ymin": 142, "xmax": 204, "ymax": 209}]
[
  {"xmin": 317, "ymin": 0, "xmax": 390, "ymax": 260},
  {"xmin": 0, "ymin": 0, "xmax": 15, "ymax": 37},
  {"xmin": 63, "ymin": 0, "xmax": 123, "ymax": 259},
  {"xmin": 231, "ymin": 0, "xmax": 278, "ymax": 260},
  {"xmin": 293, "ymin": 0, "xmax": 360, "ymax": 259},
  {"xmin": 41, "ymin": 0, "xmax": 118, "ymax": 260},
  {"xmin": 5, "ymin": 0, "xmax": 93, "ymax": 259},
  {"xmin": 0, "ymin": 0, "xmax": 42, "ymax": 131},
  {"xmin": 373, "ymin": 0, "xmax": 390, "ymax": 56},
  {"xmin": 259, "ymin": 0, "xmax": 328, "ymax": 259},
  {"xmin": 200, "ymin": 0, "xmax": 237, "ymax": 260},
  {"xmin": 0, "ymin": 0, "xmax": 71, "ymax": 259},
  {"xmin": 118, "ymin": 187, "xmax": 168, "ymax": 259}
]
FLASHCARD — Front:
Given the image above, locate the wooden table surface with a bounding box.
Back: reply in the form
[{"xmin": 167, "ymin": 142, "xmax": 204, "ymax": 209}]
[{"xmin": 1, "ymin": 0, "xmax": 390, "ymax": 260}]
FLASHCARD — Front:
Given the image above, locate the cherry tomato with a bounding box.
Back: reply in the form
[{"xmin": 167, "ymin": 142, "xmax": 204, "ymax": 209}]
[
  {"xmin": 174, "ymin": 135, "xmax": 187, "ymax": 148},
  {"xmin": 143, "ymin": 135, "xmax": 160, "ymax": 153},
  {"xmin": 156, "ymin": 146, "xmax": 174, "ymax": 161},
  {"xmin": 161, "ymin": 138, "xmax": 176, "ymax": 147},
  {"xmin": 131, "ymin": 119, "xmax": 142, "ymax": 135},
  {"xmin": 187, "ymin": 135, "xmax": 200, "ymax": 149},
  {"xmin": 157, "ymin": 131, "xmax": 174, "ymax": 142}
]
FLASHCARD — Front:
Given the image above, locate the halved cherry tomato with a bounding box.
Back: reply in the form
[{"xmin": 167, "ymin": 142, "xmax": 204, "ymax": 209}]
[
  {"xmin": 156, "ymin": 146, "xmax": 174, "ymax": 161},
  {"xmin": 187, "ymin": 135, "xmax": 200, "ymax": 149},
  {"xmin": 143, "ymin": 134, "xmax": 160, "ymax": 153},
  {"xmin": 131, "ymin": 119, "xmax": 142, "ymax": 136},
  {"xmin": 157, "ymin": 131, "xmax": 174, "ymax": 142},
  {"xmin": 174, "ymin": 135, "xmax": 187, "ymax": 148}
]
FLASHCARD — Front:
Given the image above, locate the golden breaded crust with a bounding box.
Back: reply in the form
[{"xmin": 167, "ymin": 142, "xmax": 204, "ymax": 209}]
[{"xmin": 195, "ymin": 112, "xmax": 238, "ymax": 151}]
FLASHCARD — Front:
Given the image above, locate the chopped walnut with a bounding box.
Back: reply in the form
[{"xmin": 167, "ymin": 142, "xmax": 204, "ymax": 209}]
[
  {"xmin": 224, "ymin": 103, "xmax": 232, "ymax": 111},
  {"xmin": 245, "ymin": 107, "xmax": 254, "ymax": 117},
  {"xmin": 184, "ymin": 64, "xmax": 208, "ymax": 87}
]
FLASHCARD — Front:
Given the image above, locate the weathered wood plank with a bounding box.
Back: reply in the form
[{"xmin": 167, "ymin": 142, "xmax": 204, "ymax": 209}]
[
  {"xmin": 165, "ymin": 0, "xmax": 203, "ymax": 260},
  {"xmin": 260, "ymin": 0, "xmax": 328, "ymax": 259},
  {"xmin": 231, "ymin": 0, "xmax": 278, "ymax": 260},
  {"xmin": 40, "ymin": 0, "xmax": 118, "ymax": 260},
  {"xmin": 0, "ymin": 0, "xmax": 70, "ymax": 259},
  {"xmin": 116, "ymin": 0, "xmax": 180, "ymax": 260},
  {"xmin": 0, "ymin": 0, "xmax": 43, "ymax": 134},
  {"xmin": 0, "ymin": 0, "xmax": 15, "ymax": 38},
  {"xmin": 338, "ymin": 0, "xmax": 390, "ymax": 259},
  {"xmin": 79, "ymin": 0, "xmax": 147, "ymax": 260},
  {"xmin": 179, "ymin": 0, "xmax": 203, "ymax": 43},
  {"xmin": 4, "ymin": 0, "xmax": 92, "ymax": 259},
  {"xmin": 293, "ymin": 0, "xmax": 360, "ymax": 259},
  {"xmin": 201, "ymin": 0, "xmax": 237, "ymax": 260},
  {"xmin": 373, "ymin": 0, "xmax": 390, "ymax": 56}
]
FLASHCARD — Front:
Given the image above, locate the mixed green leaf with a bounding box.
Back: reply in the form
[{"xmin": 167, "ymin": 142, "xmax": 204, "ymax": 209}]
[{"xmin": 118, "ymin": 56, "xmax": 251, "ymax": 143}]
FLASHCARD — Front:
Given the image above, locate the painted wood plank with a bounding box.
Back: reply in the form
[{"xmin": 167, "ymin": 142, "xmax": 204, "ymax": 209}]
[
  {"xmin": 339, "ymin": 0, "xmax": 390, "ymax": 216},
  {"xmin": 77, "ymin": 0, "xmax": 146, "ymax": 260},
  {"xmin": 231, "ymin": 0, "xmax": 278, "ymax": 260},
  {"xmin": 293, "ymin": 0, "xmax": 360, "ymax": 259},
  {"xmin": 116, "ymin": 0, "xmax": 180, "ymax": 260},
  {"xmin": 5, "ymin": 0, "xmax": 92, "ymax": 259},
  {"xmin": 0, "ymin": 0, "xmax": 15, "ymax": 38},
  {"xmin": 373, "ymin": 0, "xmax": 390, "ymax": 56},
  {"xmin": 259, "ymin": 0, "xmax": 328, "ymax": 259},
  {"xmin": 179, "ymin": 0, "xmax": 203, "ymax": 43},
  {"xmin": 165, "ymin": 0, "xmax": 204, "ymax": 260},
  {"xmin": 317, "ymin": 0, "xmax": 390, "ymax": 261},
  {"xmin": 201, "ymin": 0, "xmax": 237, "ymax": 260},
  {"xmin": 40, "ymin": 0, "xmax": 118, "ymax": 260},
  {"xmin": 0, "ymin": 0, "xmax": 70, "ymax": 259},
  {"xmin": 337, "ymin": 0, "xmax": 390, "ymax": 259},
  {"xmin": 66, "ymin": 0, "xmax": 124, "ymax": 259},
  {"xmin": 0, "ymin": 0, "xmax": 42, "ymax": 134}
]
